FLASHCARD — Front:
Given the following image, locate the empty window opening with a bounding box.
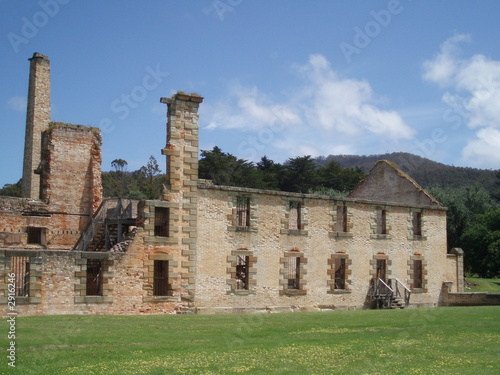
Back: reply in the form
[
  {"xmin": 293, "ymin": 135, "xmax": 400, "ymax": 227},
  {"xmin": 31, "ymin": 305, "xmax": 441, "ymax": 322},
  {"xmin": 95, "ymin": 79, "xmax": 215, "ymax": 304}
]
[
  {"xmin": 376, "ymin": 259, "xmax": 387, "ymax": 281},
  {"xmin": 376, "ymin": 209, "xmax": 387, "ymax": 235},
  {"xmin": 154, "ymin": 207, "xmax": 169, "ymax": 237},
  {"xmin": 413, "ymin": 212, "xmax": 422, "ymax": 236},
  {"xmin": 27, "ymin": 227, "xmax": 44, "ymax": 245},
  {"xmin": 10, "ymin": 257, "xmax": 30, "ymax": 297},
  {"xmin": 337, "ymin": 206, "xmax": 348, "ymax": 233},
  {"xmin": 287, "ymin": 257, "xmax": 300, "ymax": 289},
  {"xmin": 334, "ymin": 258, "xmax": 347, "ymax": 289},
  {"xmin": 236, "ymin": 197, "xmax": 251, "ymax": 228},
  {"xmin": 413, "ymin": 260, "xmax": 423, "ymax": 289},
  {"xmin": 86, "ymin": 259, "xmax": 103, "ymax": 296},
  {"xmin": 289, "ymin": 202, "xmax": 302, "ymax": 230},
  {"xmin": 153, "ymin": 260, "xmax": 171, "ymax": 296},
  {"xmin": 235, "ymin": 255, "xmax": 249, "ymax": 290}
]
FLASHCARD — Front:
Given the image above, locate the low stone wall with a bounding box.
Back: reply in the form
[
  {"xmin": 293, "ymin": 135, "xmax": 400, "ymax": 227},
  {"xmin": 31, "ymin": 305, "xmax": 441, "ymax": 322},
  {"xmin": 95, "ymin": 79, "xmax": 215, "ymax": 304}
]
[
  {"xmin": 445, "ymin": 292, "xmax": 500, "ymax": 306},
  {"xmin": 441, "ymin": 282, "xmax": 500, "ymax": 306}
]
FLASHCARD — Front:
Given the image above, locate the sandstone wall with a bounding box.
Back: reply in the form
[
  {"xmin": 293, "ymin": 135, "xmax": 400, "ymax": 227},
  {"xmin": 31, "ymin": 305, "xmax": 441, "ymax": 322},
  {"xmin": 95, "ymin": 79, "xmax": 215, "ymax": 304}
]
[{"xmin": 195, "ymin": 185, "xmax": 451, "ymax": 312}]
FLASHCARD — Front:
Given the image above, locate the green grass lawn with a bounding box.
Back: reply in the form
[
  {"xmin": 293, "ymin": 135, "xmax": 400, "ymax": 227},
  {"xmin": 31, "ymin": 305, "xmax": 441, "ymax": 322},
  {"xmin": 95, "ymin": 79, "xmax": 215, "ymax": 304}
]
[
  {"xmin": 1, "ymin": 306, "xmax": 499, "ymax": 374},
  {"xmin": 465, "ymin": 278, "xmax": 500, "ymax": 293}
]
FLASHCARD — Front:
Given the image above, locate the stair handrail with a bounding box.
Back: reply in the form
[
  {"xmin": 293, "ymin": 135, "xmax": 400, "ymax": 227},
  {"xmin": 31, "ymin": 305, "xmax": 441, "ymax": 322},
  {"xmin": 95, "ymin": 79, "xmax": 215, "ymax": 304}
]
[
  {"xmin": 390, "ymin": 278, "xmax": 412, "ymax": 307},
  {"xmin": 377, "ymin": 278, "xmax": 393, "ymax": 296},
  {"xmin": 72, "ymin": 199, "xmax": 107, "ymax": 251},
  {"xmin": 369, "ymin": 277, "xmax": 395, "ymax": 308},
  {"xmin": 369, "ymin": 277, "xmax": 393, "ymax": 295},
  {"xmin": 73, "ymin": 198, "xmax": 139, "ymax": 251}
]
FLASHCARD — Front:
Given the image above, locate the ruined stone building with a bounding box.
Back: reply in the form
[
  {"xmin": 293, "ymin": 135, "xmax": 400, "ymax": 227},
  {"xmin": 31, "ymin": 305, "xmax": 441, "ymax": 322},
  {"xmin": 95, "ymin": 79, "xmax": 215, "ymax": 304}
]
[{"xmin": 0, "ymin": 54, "xmax": 464, "ymax": 316}]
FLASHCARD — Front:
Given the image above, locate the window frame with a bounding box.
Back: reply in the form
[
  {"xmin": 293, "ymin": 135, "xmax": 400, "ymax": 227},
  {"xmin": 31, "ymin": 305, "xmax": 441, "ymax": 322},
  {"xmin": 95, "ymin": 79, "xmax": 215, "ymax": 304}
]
[
  {"xmin": 235, "ymin": 255, "xmax": 250, "ymax": 290},
  {"xmin": 153, "ymin": 260, "xmax": 172, "ymax": 296},
  {"xmin": 10, "ymin": 256, "xmax": 30, "ymax": 297},
  {"xmin": 26, "ymin": 227, "xmax": 45, "ymax": 246},
  {"xmin": 408, "ymin": 255, "xmax": 427, "ymax": 293},
  {"xmin": 289, "ymin": 201, "xmax": 302, "ymax": 231},
  {"xmin": 413, "ymin": 259, "xmax": 423, "ymax": 289},
  {"xmin": 154, "ymin": 207, "xmax": 170, "ymax": 237},
  {"xmin": 287, "ymin": 256, "xmax": 301, "ymax": 290},
  {"xmin": 412, "ymin": 212, "xmax": 422, "ymax": 236},
  {"xmin": 327, "ymin": 253, "xmax": 352, "ymax": 294},
  {"xmin": 377, "ymin": 209, "xmax": 387, "ymax": 235},
  {"xmin": 143, "ymin": 254, "xmax": 178, "ymax": 302},
  {"xmin": 371, "ymin": 207, "xmax": 391, "ymax": 239},
  {"xmin": 336, "ymin": 205, "xmax": 348, "ymax": 233},
  {"xmin": 281, "ymin": 198, "xmax": 308, "ymax": 236},
  {"xmin": 280, "ymin": 250, "xmax": 307, "ymax": 296},
  {"xmin": 236, "ymin": 197, "xmax": 251, "ymax": 230},
  {"xmin": 227, "ymin": 250, "xmax": 256, "ymax": 295},
  {"xmin": 86, "ymin": 258, "xmax": 103, "ymax": 296}
]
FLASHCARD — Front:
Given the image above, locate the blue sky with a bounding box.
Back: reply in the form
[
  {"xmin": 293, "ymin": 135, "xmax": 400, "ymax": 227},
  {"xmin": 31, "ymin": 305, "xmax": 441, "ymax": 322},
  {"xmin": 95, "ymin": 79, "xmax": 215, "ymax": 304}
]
[{"xmin": 1, "ymin": 0, "xmax": 500, "ymax": 187}]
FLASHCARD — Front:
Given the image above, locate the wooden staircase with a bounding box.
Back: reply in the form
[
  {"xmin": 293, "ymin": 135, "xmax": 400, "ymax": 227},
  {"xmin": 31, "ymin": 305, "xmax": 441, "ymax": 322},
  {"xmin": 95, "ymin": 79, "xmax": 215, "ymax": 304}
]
[
  {"xmin": 369, "ymin": 278, "xmax": 412, "ymax": 309},
  {"xmin": 73, "ymin": 198, "xmax": 138, "ymax": 252}
]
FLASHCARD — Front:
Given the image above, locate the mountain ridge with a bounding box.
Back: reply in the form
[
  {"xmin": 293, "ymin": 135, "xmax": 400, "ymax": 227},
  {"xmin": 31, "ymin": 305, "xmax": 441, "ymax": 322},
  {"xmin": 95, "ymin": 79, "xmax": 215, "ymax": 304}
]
[{"xmin": 316, "ymin": 152, "xmax": 498, "ymax": 193}]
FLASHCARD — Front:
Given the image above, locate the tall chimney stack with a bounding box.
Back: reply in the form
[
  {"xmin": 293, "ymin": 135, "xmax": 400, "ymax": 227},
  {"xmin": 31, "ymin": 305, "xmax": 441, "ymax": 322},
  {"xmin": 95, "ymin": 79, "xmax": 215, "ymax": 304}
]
[{"xmin": 22, "ymin": 52, "xmax": 51, "ymax": 199}]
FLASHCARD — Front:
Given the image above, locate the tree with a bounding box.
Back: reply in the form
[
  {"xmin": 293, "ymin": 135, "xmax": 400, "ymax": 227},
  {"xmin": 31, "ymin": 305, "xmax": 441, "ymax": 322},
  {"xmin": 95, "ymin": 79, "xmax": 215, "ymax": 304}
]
[
  {"xmin": 317, "ymin": 161, "xmax": 364, "ymax": 193},
  {"xmin": 428, "ymin": 184, "xmax": 499, "ymax": 250},
  {"xmin": 460, "ymin": 209, "xmax": 500, "ymax": 277},
  {"xmin": 109, "ymin": 159, "xmax": 129, "ymax": 197},
  {"xmin": 0, "ymin": 179, "xmax": 22, "ymax": 197},
  {"xmin": 495, "ymin": 170, "xmax": 500, "ymax": 201},
  {"xmin": 139, "ymin": 156, "xmax": 162, "ymax": 199},
  {"xmin": 199, "ymin": 147, "xmax": 264, "ymax": 188},
  {"xmin": 280, "ymin": 155, "xmax": 319, "ymax": 193},
  {"xmin": 111, "ymin": 159, "xmax": 128, "ymax": 172},
  {"xmin": 256, "ymin": 156, "xmax": 283, "ymax": 190}
]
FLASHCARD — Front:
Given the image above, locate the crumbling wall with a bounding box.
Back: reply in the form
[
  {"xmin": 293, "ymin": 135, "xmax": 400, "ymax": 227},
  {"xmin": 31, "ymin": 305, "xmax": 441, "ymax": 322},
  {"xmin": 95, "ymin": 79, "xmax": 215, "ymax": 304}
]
[
  {"xmin": 40, "ymin": 123, "xmax": 102, "ymax": 216},
  {"xmin": 0, "ymin": 123, "xmax": 102, "ymax": 249},
  {"xmin": 349, "ymin": 160, "xmax": 442, "ymax": 207}
]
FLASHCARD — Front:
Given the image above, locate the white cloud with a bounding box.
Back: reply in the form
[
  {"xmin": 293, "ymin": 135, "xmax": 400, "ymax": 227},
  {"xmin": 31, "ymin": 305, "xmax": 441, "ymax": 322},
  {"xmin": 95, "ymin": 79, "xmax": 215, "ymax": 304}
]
[
  {"xmin": 205, "ymin": 85, "xmax": 301, "ymax": 131},
  {"xmin": 298, "ymin": 54, "xmax": 413, "ymax": 140},
  {"xmin": 462, "ymin": 127, "xmax": 500, "ymax": 169},
  {"xmin": 422, "ymin": 33, "xmax": 471, "ymax": 86},
  {"xmin": 7, "ymin": 96, "xmax": 27, "ymax": 112},
  {"xmin": 423, "ymin": 34, "xmax": 500, "ymax": 168},
  {"xmin": 202, "ymin": 54, "xmax": 413, "ymax": 160}
]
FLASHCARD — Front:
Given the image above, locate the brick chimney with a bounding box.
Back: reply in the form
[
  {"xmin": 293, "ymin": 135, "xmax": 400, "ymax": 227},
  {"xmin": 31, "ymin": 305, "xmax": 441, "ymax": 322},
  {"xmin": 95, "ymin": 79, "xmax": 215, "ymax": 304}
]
[{"xmin": 22, "ymin": 52, "xmax": 51, "ymax": 199}]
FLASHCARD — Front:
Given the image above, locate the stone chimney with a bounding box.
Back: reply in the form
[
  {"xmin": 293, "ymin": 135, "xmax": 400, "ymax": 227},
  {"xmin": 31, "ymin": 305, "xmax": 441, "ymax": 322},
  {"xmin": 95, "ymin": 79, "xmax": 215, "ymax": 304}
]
[
  {"xmin": 160, "ymin": 92, "xmax": 203, "ymax": 199},
  {"xmin": 159, "ymin": 92, "xmax": 203, "ymax": 302},
  {"xmin": 22, "ymin": 52, "xmax": 51, "ymax": 199}
]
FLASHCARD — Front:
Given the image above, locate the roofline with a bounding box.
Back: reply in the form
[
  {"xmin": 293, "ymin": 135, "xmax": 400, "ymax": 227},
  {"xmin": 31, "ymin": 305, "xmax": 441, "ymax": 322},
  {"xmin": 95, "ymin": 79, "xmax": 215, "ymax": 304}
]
[{"xmin": 197, "ymin": 181, "xmax": 447, "ymax": 211}]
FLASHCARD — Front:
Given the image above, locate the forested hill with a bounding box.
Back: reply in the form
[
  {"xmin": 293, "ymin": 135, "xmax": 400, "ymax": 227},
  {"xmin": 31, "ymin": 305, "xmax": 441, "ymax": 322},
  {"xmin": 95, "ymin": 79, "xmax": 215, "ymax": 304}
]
[{"xmin": 317, "ymin": 152, "xmax": 498, "ymax": 192}]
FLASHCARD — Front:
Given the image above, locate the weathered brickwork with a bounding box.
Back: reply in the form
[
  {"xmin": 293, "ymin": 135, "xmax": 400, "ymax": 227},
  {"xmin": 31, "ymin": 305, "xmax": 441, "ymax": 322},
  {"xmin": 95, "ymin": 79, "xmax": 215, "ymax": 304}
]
[
  {"xmin": 194, "ymin": 185, "xmax": 453, "ymax": 312},
  {"xmin": 40, "ymin": 123, "xmax": 102, "ymax": 216},
  {"xmin": 0, "ymin": 54, "xmax": 464, "ymax": 316},
  {"xmin": 22, "ymin": 53, "xmax": 51, "ymax": 199},
  {"xmin": 0, "ymin": 122, "xmax": 102, "ymax": 250}
]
